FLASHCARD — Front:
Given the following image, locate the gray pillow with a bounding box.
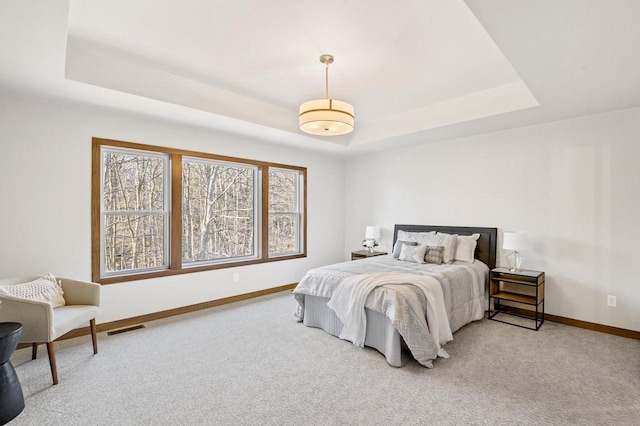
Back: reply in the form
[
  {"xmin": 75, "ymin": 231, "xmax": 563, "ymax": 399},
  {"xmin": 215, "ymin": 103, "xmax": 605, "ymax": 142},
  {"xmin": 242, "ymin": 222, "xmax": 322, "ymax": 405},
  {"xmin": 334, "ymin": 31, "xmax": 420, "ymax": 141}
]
[
  {"xmin": 393, "ymin": 240, "xmax": 418, "ymax": 258},
  {"xmin": 424, "ymin": 246, "xmax": 445, "ymax": 264}
]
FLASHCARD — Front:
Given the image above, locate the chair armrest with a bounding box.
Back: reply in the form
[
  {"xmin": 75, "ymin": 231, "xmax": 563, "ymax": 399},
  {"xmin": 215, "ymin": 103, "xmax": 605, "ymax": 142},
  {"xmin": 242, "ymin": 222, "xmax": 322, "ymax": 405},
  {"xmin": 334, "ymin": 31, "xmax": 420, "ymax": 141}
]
[
  {"xmin": 0, "ymin": 295, "xmax": 54, "ymax": 342},
  {"xmin": 58, "ymin": 277, "xmax": 101, "ymax": 308}
]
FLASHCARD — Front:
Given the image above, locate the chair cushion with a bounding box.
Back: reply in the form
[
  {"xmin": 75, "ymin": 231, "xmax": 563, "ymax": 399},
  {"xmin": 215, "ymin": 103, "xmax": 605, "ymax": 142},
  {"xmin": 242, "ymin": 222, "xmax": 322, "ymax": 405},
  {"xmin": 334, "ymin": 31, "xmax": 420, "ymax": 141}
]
[
  {"xmin": 52, "ymin": 305, "xmax": 100, "ymax": 340},
  {"xmin": 0, "ymin": 274, "xmax": 66, "ymax": 308}
]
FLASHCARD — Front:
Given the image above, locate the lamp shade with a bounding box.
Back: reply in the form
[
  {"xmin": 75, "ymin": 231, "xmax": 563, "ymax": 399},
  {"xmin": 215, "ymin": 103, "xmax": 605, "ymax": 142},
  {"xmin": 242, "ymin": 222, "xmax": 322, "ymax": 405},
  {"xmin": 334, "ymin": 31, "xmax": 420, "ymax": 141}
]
[
  {"xmin": 365, "ymin": 226, "xmax": 381, "ymax": 240},
  {"xmin": 503, "ymin": 231, "xmax": 527, "ymax": 250},
  {"xmin": 299, "ymin": 99, "xmax": 354, "ymax": 136}
]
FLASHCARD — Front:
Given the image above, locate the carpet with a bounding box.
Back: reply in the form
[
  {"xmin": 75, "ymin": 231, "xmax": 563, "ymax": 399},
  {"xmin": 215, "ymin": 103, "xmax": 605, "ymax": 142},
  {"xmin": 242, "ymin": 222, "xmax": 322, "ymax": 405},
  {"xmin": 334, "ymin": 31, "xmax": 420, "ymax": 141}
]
[{"xmin": 8, "ymin": 291, "xmax": 640, "ymax": 425}]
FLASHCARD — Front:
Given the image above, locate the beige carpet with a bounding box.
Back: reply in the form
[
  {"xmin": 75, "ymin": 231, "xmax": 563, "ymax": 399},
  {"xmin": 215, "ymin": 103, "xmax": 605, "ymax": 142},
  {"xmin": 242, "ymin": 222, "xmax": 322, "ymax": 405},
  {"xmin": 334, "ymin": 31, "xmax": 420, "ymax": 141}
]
[{"xmin": 8, "ymin": 291, "xmax": 640, "ymax": 425}]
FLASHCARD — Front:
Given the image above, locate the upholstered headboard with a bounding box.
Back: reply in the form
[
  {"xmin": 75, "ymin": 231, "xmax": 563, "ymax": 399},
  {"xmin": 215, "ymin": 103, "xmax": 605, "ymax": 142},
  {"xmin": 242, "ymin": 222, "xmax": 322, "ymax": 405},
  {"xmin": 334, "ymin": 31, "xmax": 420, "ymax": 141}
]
[{"xmin": 392, "ymin": 224, "xmax": 497, "ymax": 269}]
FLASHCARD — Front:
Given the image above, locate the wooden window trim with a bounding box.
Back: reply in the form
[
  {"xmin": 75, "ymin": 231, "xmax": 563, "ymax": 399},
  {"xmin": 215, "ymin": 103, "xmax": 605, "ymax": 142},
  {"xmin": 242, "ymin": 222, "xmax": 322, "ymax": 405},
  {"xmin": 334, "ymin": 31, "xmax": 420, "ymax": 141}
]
[{"xmin": 92, "ymin": 137, "xmax": 307, "ymax": 284}]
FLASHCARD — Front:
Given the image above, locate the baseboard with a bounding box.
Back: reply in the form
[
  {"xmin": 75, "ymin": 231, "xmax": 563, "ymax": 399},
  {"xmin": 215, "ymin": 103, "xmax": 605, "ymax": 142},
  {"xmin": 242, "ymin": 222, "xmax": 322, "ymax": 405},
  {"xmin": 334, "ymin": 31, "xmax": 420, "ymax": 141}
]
[
  {"xmin": 501, "ymin": 306, "xmax": 640, "ymax": 340},
  {"xmin": 32, "ymin": 283, "xmax": 297, "ymax": 345}
]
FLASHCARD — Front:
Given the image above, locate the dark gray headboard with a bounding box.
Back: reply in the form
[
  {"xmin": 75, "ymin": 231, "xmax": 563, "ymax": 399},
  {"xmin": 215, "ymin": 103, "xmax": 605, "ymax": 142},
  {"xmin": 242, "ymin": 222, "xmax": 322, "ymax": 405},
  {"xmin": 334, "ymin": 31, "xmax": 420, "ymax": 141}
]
[{"xmin": 393, "ymin": 225, "xmax": 497, "ymax": 269}]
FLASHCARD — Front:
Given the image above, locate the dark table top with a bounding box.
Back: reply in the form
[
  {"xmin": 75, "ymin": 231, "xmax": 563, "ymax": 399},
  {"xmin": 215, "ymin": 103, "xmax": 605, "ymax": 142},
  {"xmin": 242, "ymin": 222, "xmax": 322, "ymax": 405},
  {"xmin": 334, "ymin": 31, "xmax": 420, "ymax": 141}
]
[{"xmin": 0, "ymin": 322, "xmax": 22, "ymax": 339}]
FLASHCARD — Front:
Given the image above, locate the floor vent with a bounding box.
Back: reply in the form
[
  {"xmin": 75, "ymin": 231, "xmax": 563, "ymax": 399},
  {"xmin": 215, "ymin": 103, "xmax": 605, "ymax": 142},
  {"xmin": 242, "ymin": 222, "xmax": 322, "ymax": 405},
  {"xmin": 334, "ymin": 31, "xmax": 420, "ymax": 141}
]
[{"xmin": 107, "ymin": 324, "xmax": 145, "ymax": 336}]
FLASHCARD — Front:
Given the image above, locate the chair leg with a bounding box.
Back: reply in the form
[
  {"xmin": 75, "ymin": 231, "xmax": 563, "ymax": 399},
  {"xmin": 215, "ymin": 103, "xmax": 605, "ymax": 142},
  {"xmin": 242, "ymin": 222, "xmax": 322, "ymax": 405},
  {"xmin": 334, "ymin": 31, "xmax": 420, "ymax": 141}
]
[
  {"xmin": 90, "ymin": 318, "xmax": 98, "ymax": 355},
  {"xmin": 32, "ymin": 343, "xmax": 38, "ymax": 360},
  {"xmin": 46, "ymin": 342, "xmax": 58, "ymax": 385}
]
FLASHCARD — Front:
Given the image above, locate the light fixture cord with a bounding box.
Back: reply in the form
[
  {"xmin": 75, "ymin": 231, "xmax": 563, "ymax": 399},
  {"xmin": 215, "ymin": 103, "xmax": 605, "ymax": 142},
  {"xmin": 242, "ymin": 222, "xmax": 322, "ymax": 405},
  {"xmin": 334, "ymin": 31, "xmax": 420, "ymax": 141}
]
[{"xmin": 325, "ymin": 61, "xmax": 329, "ymax": 99}]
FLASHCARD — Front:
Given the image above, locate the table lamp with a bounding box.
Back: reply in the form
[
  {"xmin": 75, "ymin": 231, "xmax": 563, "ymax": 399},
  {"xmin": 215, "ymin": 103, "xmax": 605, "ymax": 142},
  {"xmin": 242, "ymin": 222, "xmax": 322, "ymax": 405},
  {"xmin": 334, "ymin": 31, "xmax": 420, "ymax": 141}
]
[
  {"xmin": 364, "ymin": 226, "xmax": 381, "ymax": 253},
  {"xmin": 503, "ymin": 231, "xmax": 527, "ymax": 272}
]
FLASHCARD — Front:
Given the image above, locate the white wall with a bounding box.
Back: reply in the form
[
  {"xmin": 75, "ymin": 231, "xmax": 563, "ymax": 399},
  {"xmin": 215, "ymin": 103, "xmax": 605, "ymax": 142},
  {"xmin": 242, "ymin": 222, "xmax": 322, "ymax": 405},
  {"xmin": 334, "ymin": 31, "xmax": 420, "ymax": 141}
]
[
  {"xmin": 0, "ymin": 94, "xmax": 345, "ymax": 323},
  {"xmin": 2, "ymin": 93, "xmax": 638, "ymax": 333},
  {"xmin": 344, "ymin": 107, "xmax": 640, "ymax": 332}
]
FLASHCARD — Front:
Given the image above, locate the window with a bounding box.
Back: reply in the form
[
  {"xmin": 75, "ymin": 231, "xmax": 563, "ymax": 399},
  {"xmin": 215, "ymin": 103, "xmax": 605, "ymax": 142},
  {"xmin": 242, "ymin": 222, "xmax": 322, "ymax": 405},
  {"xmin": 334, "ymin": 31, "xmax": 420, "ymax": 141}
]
[
  {"xmin": 100, "ymin": 148, "xmax": 169, "ymax": 276},
  {"xmin": 92, "ymin": 138, "xmax": 306, "ymax": 283},
  {"xmin": 268, "ymin": 168, "xmax": 304, "ymax": 257},
  {"xmin": 182, "ymin": 158, "xmax": 258, "ymax": 266}
]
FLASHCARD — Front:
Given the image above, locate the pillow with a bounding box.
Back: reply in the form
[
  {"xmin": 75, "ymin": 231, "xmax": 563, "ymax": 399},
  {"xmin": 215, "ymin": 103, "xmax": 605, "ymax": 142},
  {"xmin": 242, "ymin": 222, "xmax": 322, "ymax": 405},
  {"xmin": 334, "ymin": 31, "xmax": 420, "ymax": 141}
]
[
  {"xmin": 0, "ymin": 273, "xmax": 66, "ymax": 308},
  {"xmin": 424, "ymin": 246, "xmax": 445, "ymax": 264},
  {"xmin": 399, "ymin": 243, "xmax": 428, "ymax": 264},
  {"xmin": 392, "ymin": 240, "xmax": 418, "ymax": 258},
  {"xmin": 396, "ymin": 230, "xmax": 436, "ymax": 246},
  {"xmin": 454, "ymin": 233, "xmax": 480, "ymax": 263},
  {"xmin": 419, "ymin": 232, "xmax": 457, "ymax": 264}
]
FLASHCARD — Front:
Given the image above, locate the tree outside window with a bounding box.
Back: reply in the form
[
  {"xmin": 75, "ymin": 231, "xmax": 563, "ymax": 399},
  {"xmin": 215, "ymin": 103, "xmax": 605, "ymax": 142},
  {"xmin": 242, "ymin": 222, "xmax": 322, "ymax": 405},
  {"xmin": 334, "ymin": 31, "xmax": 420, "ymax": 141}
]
[
  {"xmin": 182, "ymin": 158, "xmax": 258, "ymax": 266},
  {"xmin": 269, "ymin": 168, "xmax": 303, "ymax": 257},
  {"xmin": 101, "ymin": 148, "xmax": 169, "ymax": 275}
]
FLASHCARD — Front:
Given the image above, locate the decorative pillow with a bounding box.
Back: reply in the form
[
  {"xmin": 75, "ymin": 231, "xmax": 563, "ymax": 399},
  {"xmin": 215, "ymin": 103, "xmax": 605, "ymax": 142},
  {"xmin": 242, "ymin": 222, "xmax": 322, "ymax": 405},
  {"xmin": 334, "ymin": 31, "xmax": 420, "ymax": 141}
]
[
  {"xmin": 424, "ymin": 246, "xmax": 445, "ymax": 264},
  {"xmin": 399, "ymin": 243, "xmax": 427, "ymax": 264},
  {"xmin": 392, "ymin": 240, "xmax": 418, "ymax": 258},
  {"xmin": 0, "ymin": 273, "xmax": 66, "ymax": 308},
  {"xmin": 454, "ymin": 233, "xmax": 480, "ymax": 263},
  {"xmin": 396, "ymin": 230, "xmax": 436, "ymax": 246},
  {"xmin": 418, "ymin": 232, "xmax": 457, "ymax": 264}
]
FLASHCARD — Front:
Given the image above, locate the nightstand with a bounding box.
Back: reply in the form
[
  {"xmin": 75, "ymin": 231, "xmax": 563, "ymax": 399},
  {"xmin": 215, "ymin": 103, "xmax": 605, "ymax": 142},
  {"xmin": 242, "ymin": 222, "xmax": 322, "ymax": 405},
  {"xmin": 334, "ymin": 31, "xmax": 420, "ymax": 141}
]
[
  {"xmin": 351, "ymin": 250, "xmax": 387, "ymax": 261},
  {"xmin": 488, "ymin": 267, "xmax": 545, "ymax": 330}
]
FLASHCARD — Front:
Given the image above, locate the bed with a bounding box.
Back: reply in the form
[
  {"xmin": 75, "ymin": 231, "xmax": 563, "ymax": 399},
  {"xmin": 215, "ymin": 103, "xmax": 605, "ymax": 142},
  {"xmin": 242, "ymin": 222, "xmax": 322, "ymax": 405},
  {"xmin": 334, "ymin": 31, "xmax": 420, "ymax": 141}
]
[{"xmin": 293, "ymin": 224, "xmax": 497, "ymax": 367}]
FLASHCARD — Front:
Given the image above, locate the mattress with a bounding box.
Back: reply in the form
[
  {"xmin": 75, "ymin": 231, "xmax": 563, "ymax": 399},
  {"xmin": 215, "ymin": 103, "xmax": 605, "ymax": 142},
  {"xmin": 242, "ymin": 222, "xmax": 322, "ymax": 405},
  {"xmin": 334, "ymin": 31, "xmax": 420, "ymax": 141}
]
[{"xmin": 293, "ymin": 255, "xmax": 488, "ymax": 367}]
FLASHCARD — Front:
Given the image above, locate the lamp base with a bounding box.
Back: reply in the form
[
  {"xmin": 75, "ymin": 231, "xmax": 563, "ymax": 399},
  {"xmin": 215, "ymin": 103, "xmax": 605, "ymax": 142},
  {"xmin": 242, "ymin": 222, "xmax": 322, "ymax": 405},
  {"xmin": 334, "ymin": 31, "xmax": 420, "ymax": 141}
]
[{"xmin": 506, "ymin": 251, "xmax": 524, "ymax": 272}]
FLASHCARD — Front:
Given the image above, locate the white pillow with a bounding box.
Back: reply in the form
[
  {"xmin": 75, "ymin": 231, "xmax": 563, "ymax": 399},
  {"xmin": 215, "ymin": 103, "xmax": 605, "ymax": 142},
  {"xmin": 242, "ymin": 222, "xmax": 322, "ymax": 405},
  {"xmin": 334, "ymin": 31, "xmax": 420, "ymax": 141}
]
[
  {"xmin": 397, "ymin": 230, "xmax": 436, "ymax": 246},
  {"xmin": 392, "ymin": 240, "xmax": 418, "ymax": 258},
  {"xmin": 424, "ymin": 233, "xmax": 457, "ymax": 264},
  {"xmin": 399, "ymin": 243, "xmax": 428, "ymax": 264},
  {"xmin": 454, "ymin": 233, "xmax": 480, "ymax": 263},
  {"xmin": 0, "ymin": 273, "xmax": 66, "ymax": 308}
]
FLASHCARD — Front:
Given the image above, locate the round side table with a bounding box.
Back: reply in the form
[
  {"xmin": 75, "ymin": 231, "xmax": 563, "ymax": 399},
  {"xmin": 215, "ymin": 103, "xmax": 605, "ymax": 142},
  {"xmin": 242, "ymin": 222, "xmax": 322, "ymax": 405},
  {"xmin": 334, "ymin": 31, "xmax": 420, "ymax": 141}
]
[{"xmin": 0, "ymin": 322, "xmax": 25, "ymax": 425}]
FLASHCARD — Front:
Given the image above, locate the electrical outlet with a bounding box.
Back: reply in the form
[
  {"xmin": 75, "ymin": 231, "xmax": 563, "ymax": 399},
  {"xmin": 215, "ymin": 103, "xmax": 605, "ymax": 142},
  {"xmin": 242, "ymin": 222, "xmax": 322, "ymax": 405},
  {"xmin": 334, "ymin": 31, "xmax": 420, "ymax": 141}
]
[
  {"xmin": 233, "ymin": 273, "xmax": 239, "ymax": 282},
  {"xmin": 607, "ymin": 295, "xmax": 616, "ymax": 307}
]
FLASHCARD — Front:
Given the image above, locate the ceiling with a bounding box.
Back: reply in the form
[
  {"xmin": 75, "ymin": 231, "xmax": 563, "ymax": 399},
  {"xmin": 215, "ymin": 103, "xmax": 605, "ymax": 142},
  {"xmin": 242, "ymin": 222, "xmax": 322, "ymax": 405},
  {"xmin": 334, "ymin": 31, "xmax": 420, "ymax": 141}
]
[{"xmin": 1, "ymin": 0, "xmax": 639, "ymax": 157}]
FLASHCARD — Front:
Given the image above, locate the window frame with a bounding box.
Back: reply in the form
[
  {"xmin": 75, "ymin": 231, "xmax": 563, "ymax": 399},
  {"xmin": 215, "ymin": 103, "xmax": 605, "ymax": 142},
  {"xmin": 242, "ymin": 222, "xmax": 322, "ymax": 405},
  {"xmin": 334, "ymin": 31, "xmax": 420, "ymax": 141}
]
[
  {"xmin": 92, "ymin": 137, "xmax": 307, "ymax": 284},
  {"xmin": 268, "ymin": 167, "xmax": 304, "ymax": 258},
  {"xmin": 100, "ymin": 147, "xmax": 171, "ymax": 277}
]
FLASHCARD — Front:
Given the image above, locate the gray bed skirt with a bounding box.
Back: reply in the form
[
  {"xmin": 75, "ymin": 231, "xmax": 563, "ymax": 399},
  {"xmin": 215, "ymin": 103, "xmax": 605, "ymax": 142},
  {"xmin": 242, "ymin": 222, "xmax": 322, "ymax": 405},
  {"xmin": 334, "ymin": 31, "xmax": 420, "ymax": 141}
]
[{"xmin": 302, "ymin": 294, "xmax": 411, "ymax": 367}]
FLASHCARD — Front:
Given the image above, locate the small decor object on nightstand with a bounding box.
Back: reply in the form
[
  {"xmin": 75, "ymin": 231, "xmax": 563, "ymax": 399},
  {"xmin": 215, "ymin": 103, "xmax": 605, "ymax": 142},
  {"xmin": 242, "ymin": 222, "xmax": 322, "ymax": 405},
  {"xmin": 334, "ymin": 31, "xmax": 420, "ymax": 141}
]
[
  {"xmin": 503, "ymin": 231, "xmax": 527, "ymax": 272},
  {"xmin": 363, "ymin": 225, "xmax": 381, "ymax": 253}
]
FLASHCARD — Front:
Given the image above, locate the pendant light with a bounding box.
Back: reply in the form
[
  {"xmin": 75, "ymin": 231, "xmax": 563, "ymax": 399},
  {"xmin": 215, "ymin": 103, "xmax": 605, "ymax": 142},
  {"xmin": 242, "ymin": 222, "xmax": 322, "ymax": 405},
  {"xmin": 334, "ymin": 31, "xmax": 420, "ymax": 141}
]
[{"xmin": 299, "ymin": 54, "xmax": 354, "ymax": 136}]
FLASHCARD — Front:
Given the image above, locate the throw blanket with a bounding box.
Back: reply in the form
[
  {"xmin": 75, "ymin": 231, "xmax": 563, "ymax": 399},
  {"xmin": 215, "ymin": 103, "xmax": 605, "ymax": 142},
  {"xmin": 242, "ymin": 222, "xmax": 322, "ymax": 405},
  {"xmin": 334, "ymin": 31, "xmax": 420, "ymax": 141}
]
[{"xmin": 327, "ymin": 272, "xmax": 453, "ymax": 358}]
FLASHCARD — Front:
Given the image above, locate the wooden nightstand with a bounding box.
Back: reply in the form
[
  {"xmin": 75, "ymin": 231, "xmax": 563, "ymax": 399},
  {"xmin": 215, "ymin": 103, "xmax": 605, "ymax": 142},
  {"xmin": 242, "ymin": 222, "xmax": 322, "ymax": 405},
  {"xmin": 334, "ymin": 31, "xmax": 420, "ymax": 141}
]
[
  {"xmin": 488, "ymin": 267, "xmax": 545, "ymax": 330},
  {"xmin": 351, "ymin": 250, "xmax": 387, "ymax": 261}
]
